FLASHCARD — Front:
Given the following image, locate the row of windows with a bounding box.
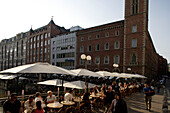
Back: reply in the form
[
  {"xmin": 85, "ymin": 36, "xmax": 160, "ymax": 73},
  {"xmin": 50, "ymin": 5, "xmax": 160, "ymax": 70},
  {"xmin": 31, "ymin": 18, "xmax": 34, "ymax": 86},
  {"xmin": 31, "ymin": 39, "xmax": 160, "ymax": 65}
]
[
  {"xmin": 53, "ymin": 44, "xmax": 75, "ymax": 51},
  {"xmin": 81, "ymin": 31, "xmax": 119, "ymax": 42},
  {"xmin": 53, "ymin": 37, "xmax": 76, "ymax": 44},
  {"xmin": 80, "ymin": 39, "xmax": 137, "ymax": 52},
  {"xmin": 79, "ymin": 53, "xmax": 137, "ymax": 65},
  {"xmin": 80, "ymin": 41, "xmax": 120, "ymax": 52},
  {"xmin": 54, "ymin": 52, "xmax": 75, "ymax": 59},
  {"xmin": 29, "ymin": 40, "xmax": 50, "ymax": 49},
  {"xmin": 56, "ymin": 61, "xmax": 75, "ymax": 67},
  {"xmin": 29, "ymin": 33, "xmax": 50, "ymax": 43}
]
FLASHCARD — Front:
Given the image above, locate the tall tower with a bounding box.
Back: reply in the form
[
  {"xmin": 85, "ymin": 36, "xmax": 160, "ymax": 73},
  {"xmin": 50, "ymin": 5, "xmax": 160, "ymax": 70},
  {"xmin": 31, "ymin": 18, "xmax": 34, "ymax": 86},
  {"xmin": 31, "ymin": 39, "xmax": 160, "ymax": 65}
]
[{"xmin": 123, "ymin": 0, "xmax": 149, "ymax": 75}]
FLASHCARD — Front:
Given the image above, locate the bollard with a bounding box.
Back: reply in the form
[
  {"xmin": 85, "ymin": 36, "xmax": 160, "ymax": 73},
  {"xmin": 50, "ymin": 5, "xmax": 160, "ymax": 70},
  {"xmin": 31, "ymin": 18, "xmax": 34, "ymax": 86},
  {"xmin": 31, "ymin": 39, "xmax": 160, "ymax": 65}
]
[{"xmin": 162, "ymin": 86, "xmax": 168, "ymax": 113}]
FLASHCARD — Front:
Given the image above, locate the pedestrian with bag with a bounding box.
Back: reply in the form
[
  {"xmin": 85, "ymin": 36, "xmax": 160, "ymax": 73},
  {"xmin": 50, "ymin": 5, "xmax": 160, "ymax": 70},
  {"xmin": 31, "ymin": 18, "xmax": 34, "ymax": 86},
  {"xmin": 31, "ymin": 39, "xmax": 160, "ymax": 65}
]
[{"xmin": 143, "ymin": 83, "xmax": 155, "ymax": 112}]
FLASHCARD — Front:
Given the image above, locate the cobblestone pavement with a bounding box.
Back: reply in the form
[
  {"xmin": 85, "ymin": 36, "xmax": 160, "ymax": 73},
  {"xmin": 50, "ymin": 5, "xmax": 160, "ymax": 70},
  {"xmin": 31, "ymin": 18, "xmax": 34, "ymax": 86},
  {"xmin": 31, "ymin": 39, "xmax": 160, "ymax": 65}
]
[{"xmin": 93, "ymin": 88, "xmax": 164, "ymax": 113}]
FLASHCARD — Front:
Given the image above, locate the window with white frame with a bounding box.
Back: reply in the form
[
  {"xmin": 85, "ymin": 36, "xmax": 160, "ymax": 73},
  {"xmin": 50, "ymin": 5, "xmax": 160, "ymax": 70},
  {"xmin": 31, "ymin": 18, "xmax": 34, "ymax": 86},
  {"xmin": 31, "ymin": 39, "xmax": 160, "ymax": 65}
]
[
  {"xmin": 105, "ymin": 43, "xmax": 109, "ymax": 50},
  {"xmin": 88, "ymin": 36, "xmax": 91, "ymax": 40},
  {"xmin": 131, "ymin": 0, "xmax": 139, "ymax": 15},
  {"xmin": 81, "ymin": 37, "xmax": 84, "ymax": 42},
  {"xmin": 41, "ymin": 42, "xmax": 43, "ymax": 47},
  {"xmin": 115, "ymin": 31, "xmax": 119, "ymax": 36},
  {"xmin": 95, "ymin": 44, "xmax": 100, "ymax": 51},
  {"xmin": 37, "ymin": 36, "xmax": 39, "ymax": 40},
  {"xmin": 114, "ymin": 41, "xmax": 120, "ymax": 49},
  {"xmin": 48, "ymin": 33, "xmax": 50, "ymax": 37},
  {"xmin": 80, "ymin": 46, "xmax": 84, "ymax": 52},
  {"xmin": 132, "ymin": 39, "xmax": 137, "ymax": 47},
  {"xmin": 95, "ymin": 56, "xmax": 100, "ymax": 64},
  {"xmin": 41, "ymin": 34, "xmax": 43, "ymax": 40},
  {"xmin": 104, "ymin": 56, "xmax": 109, "ymax": 64},
  {"xmin": 45, "ymin": 40, "xmax": 47, "ymax": 46},
  {"xmin": 114, "ymin": 55, "xmax": 120, "ymax": 64},
  {"xmin": 132, "ymin": 25, "xmax": 137, "ymax": 33},
  {"xmin": 96, "ymin": 34, "xmax": 100, "ymax": 39},
  {"xmin": 105, "ymin": 32, "xmax": 109, "ymax": 38},
  {"xmin": 87, "ymin": 45, "xmax": 92, "ymax": 52},
  {"xmin": 80, "ymin": 59, "xmax": 83, "ymax": 65},
  {"xmin": 45, "ymin": 33, "xmax": 47, "ymax": 38},
  {"xmin": 132, "ymin": 53, "xmax": 137, "ymax": 62}
]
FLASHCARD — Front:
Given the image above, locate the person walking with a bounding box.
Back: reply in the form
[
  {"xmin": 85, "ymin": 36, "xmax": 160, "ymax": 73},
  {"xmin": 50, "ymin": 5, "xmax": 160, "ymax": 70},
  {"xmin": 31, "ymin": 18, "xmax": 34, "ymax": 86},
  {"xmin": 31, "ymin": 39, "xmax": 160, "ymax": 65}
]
[
  {"xmin": 3, "ymin": 93, "xmax": 21, "ymax": 113},
  {"xmin": 143, "ymin": 83, "xmax": 154, "ymax": 112}
]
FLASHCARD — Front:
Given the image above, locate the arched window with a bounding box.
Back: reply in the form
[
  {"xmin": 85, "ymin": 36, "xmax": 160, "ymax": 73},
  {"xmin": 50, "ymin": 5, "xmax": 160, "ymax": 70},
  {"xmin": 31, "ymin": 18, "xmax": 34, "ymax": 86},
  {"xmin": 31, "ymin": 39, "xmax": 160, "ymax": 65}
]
[
  {"xmin": 114, "ymin": 55, "xmax": 120, "ymax": 64},
  {"xmin": 96, "ymin": 44, "xmax": 100, "ymax": 51},
  {"xmin": 132, "ymin": 0, "xmax": 139, "ymax": 15},
  {"xmin": 105, "ymin": 43, "xmax": 109, "ymax": 50},
  {"xmin": 95, "ymin": 56, "xmax": 100, "ymax": 64},
  {"xmin": 104, "ymin": 56, "xmax": 109, "ymax": 64},
  {"xmin": 114, "ymin": 41, "xmax": 120, "ymax": 49},
  {"xmin": 80, "ymin": 46, "xmax": 84, "ymax": 52},
  {"xmin": 132, "ymin": 53, "xmax": 137, "ymax": 62}
]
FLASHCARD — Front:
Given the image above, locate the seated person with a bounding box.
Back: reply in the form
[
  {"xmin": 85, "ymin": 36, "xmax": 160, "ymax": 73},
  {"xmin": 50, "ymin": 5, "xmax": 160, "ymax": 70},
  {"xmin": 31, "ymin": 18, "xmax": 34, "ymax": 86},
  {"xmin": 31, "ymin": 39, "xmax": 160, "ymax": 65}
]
[
  {"xmin": 35, "ymin": 92, "xmax": 46, "ymax": 108},
  {"xmin": 59, "ymin": 95, "xmax": 64, "ymax": 103},
  {"xmin": 94, "ymin": 86, "xmax": 100, "ymax": 94},
  {"xmin": 24, "ymin": 95, "xmax": 36, "ymax": 113},
  {"xmin": 46, "ymin": 91, "xmax": 56, "ymax": 104},
  {"xmin": 64, "ymin": 89, "xmax": 74, "ymax": 101},
  {"xmin": 32, "ymin": 101, "xmax": 44, "ymax": 113},
  {"xmin": 3, "ymin": 93, "xmax": 21, "ymax": 113}
]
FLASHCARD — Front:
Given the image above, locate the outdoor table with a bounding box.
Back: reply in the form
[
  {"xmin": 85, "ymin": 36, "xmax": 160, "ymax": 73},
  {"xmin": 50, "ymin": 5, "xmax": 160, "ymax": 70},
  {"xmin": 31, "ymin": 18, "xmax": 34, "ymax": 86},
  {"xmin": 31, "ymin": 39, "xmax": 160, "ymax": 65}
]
[
  {"xmin": 47, "ymin": 102, "xmax": 63, "ymax": 109},
  {"xmin": 96, "ymin": 93, "xmax": 102, "ymax": 96},
  {"xmin": 61, "ymin": 101, "xmax": 75, "ymax": 106},
  {"xmin": 73, "ymin": 98, "xmax": 82, "ymax": 107},
  {"xmin": 74, "ymin": 98, "xmax": 82, "ymax": 103},
  {"xmin": 90, "ymin": 94, "xmax": 100, "ymax": 98}
]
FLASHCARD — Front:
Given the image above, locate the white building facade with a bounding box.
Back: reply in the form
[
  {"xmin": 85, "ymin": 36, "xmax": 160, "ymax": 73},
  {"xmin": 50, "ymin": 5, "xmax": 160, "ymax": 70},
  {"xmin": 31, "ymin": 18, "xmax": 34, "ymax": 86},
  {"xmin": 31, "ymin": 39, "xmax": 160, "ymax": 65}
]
[{"xmin": 51, "ymin": 32, "xmax": 77, "ymax": 70}]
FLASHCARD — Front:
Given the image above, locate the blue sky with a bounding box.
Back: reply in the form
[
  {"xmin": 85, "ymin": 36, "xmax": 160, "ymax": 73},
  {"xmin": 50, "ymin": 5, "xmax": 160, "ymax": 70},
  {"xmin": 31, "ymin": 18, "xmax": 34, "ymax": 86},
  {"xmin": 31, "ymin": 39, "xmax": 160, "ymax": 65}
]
[{"xmin": 0, "ymin": 0, "xmax": 169, "ymax": 63}]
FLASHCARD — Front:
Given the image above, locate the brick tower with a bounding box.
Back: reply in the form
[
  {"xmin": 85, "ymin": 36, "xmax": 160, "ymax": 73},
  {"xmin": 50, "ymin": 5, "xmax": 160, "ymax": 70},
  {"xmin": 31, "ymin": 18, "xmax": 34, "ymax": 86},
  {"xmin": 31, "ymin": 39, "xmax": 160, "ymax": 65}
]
[{"xmin": 123, "ymin": 0, "xmax": 149, "ymax": 75}]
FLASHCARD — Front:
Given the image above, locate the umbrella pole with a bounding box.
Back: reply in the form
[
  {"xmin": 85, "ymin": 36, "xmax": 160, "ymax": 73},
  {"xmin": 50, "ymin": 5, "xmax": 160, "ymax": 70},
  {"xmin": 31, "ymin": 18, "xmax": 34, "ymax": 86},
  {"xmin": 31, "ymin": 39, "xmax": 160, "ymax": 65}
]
[
  {"xmin": 16, "ymin": 76, "xmax": 19, "ymax": 94},
  {"xmin": 58, "ymin": 87, "xmax": 59, "ymax": 101}
]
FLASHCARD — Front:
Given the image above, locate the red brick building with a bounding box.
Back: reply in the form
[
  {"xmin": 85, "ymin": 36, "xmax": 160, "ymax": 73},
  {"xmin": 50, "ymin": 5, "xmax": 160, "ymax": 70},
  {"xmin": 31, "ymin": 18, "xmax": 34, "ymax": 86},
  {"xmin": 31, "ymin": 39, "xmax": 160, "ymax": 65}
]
[
  {"xmin": 26, "ymin": 19, "xmax": 68, "ymax": 64},
  {"xmin": 76, "ymin": 0, "xmax": 167, "ymax": 79}
]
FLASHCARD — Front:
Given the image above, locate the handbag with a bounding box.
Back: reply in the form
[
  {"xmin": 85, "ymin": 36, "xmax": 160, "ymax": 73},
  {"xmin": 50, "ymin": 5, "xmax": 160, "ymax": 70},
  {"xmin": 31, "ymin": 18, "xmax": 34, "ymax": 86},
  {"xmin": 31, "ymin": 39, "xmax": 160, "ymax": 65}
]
[
  {"xmin": 149, "ymin": 87, "xmax": 155, "ymax": 96},
  {"xmin": 150, "ymin": 91, "xmax": 155, "ymax": 96}
]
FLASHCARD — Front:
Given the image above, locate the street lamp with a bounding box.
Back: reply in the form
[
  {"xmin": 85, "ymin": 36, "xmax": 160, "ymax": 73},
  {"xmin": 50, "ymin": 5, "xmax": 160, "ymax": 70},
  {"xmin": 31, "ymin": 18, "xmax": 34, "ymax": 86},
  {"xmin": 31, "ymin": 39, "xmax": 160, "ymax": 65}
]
[
  {"xmin": 127, "ymin": 68, "xmax": 131, "ymax": 73},
  {"xmin": 113, "ymin": 64, "xmax": 119, "ymax": 72},
  {"xmin": 81, "ymin": 54, "xmax": 91, "ymax": 69},
  {"xmin": 80, "ymin": 54, "xmax": 91, "ymax": 93}
]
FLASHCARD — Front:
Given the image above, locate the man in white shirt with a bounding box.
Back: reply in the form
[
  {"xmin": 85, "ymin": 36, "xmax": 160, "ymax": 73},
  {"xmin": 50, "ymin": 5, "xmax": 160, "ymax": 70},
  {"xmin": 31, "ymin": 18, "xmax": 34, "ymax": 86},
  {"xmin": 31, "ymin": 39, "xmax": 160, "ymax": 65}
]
[
  {"xmin": 35, "ymin": 92, "xmax": 46, "ymax": 108},
  {"xmin": 46, "ymin": 91, "xmax": 56, "ymax": 103},
  {"xmin": 64, "ymin": 89, "xmax": 74, "ymax": 101},
  {"xmin": 24, "ymin": 95, "xmax": 36, "ymax": 113}
]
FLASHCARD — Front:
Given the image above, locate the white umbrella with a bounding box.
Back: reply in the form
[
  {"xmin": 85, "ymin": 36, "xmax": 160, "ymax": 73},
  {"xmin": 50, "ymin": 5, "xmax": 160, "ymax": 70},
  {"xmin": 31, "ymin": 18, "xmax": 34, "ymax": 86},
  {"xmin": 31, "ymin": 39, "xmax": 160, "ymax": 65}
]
[
  {"xmin": 62, "ymin": 80, "xmax": 100, "ymax": 89},
  {"xmin": 37, "ymin": 79, "xmax": 66, "ymax": 86},
  {"xmin": 96, "ymin": 71, "xmax": 114, "ymax": 77},
  {"xmin": 0, "ymin": 62, "xmax": 76, "ymax": 75},
  {"xmin": 118, "ymin": 73, "xmax": 133, "ymax": 78},
  {"xmin": 131, "ymin": 74, "xmax": 147, "ymax": 78},
  {"xmin": 70, "ymin": 68, "xmax": 101, "ymax": 77}
]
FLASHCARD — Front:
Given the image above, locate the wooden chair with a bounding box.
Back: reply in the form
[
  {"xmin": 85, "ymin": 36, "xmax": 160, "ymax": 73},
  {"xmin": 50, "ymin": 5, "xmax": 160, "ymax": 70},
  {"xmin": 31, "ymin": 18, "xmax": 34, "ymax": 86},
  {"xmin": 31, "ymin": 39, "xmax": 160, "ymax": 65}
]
[{"xmin": 65, "ymin": 106, "xmax": 74, "ymax": 113}]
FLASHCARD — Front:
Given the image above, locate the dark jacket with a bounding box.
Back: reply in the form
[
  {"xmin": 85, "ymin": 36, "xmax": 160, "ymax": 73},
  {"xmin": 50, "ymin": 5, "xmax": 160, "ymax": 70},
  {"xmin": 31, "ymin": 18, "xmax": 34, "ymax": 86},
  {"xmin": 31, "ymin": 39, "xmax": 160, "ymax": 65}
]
[{"xmin": 114, "ymin": 99, "xmax": 127, "ymax": 113}]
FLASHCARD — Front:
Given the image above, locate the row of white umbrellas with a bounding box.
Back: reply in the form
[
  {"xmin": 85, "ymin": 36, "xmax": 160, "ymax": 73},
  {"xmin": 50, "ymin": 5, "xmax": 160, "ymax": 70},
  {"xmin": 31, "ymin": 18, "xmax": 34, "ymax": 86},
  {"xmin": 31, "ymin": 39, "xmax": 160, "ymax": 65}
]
[{"xmin": 0, "ymin": 62, "xmax": 146, "ymax": 79}]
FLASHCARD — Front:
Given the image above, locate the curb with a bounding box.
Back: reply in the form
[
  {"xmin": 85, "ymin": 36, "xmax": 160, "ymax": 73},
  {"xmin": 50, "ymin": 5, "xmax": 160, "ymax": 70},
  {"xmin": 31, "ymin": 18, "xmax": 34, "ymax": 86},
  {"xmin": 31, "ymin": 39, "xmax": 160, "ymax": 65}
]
[{"xmin": 162, "ymin": 85, "xmax": 168, "ymax": 113}]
